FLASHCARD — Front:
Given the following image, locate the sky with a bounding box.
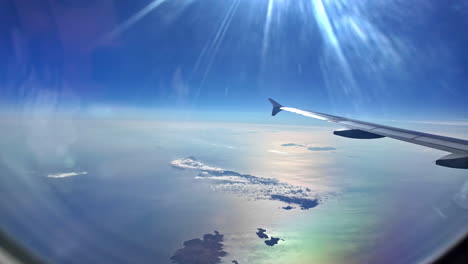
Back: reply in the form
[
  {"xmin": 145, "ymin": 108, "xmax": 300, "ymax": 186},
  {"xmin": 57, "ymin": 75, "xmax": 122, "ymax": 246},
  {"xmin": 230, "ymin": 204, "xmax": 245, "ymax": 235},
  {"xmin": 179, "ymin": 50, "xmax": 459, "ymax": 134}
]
[{"xmin": 0, "ymin": 0, "xmax": 467, "ymax": 119}]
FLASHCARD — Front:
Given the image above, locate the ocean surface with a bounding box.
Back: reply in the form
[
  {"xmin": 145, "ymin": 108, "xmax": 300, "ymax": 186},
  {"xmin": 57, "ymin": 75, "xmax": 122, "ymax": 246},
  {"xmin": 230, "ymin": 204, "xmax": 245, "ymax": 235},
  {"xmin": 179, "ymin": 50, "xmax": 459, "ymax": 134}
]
[{"xmin": 1, "ymin": 115, "xmax": 468, "ymax": 263}]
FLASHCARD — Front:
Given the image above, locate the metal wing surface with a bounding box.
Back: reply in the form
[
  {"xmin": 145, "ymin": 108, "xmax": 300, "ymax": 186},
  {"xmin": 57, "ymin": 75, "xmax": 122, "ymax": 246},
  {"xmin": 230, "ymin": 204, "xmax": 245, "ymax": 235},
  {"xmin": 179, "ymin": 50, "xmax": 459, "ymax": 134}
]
[{"xmin": 268, "ymin": 98, "xmax": 468, "ymax": 169}]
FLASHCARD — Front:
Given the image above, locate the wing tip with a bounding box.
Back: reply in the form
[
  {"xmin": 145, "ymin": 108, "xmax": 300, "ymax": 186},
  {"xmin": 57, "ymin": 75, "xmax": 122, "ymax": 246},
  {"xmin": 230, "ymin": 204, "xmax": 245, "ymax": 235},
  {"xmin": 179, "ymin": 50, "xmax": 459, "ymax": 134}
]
[{"xmin": 268, "ymin": 98, "xmax": 283, "ymax": 116}]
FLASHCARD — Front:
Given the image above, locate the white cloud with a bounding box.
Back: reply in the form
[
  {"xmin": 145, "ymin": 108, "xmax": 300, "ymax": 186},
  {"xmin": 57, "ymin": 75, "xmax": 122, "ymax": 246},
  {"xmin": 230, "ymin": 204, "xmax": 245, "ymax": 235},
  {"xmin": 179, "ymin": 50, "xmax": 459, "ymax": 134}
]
[
  {"xmin": 281, "ymin": 143, "xmax": 336, "ymax": 151},
  {"xmin": 47, "ymin": 171, "xmax": 88, "ymax": 178},
  {"xmin": 171, "ymin": 157, "xmax": 323, "ymax": 210},
  {"xmin": 267, "ymin": 150, "xmax": 288, "ymax": 155},
  {"xmin": 453, "ymin": 179, "xmax": 468, "ymax": 209},
  {"xmin": 170, "ymin": 157, "xmax": 225, "ymax": 172}
]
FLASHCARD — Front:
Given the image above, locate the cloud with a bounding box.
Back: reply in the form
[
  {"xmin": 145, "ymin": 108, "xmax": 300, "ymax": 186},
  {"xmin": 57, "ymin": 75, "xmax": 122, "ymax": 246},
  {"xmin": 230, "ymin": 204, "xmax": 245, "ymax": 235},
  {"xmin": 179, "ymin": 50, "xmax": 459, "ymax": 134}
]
[
  {"xmin": 281, "ymin": 143, "xmax": 307, "ymax": 147},
  {"xmin": 210, "ymin": 143, "xmax": 236, "ymax": 149},
  {"xmin": 267, "ymin": 150, "xmax": 288, "ymax": 155},
  {"xmin": 453, "ymin": 178, "xmax": 468, "ymax": 209},
  {"xmin": 170, "ymin": 231, "xmax": 227, "ymax": 264},
  {"xmin": 307, "ymin": 147, "xmax": 336, "ymax": 151},
  {"xmin": 281, "ymin": 143, "xmax": 336, "ymax": 152},
  {"xmin": 432, "ymin": 207, "xmax": 447, "ymax": 219},
  {"xmin": 171, "ymin": 156, "xmax": 225, "ymax": 173},
  {"xmin": 170, "ymin": 157, "xmax": 322, "ymax": 210},
  {"xmin": 47, "ymin": 171, "xmax": 87, "ymax": 178}
]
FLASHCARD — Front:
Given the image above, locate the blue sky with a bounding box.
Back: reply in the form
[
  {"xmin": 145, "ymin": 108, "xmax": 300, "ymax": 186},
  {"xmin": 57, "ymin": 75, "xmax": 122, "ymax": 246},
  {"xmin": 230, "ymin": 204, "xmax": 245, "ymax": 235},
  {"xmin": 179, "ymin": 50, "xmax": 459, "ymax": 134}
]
[{"xmin": 0, "ymin": 0, "xmax": 467, "ymax": 119}]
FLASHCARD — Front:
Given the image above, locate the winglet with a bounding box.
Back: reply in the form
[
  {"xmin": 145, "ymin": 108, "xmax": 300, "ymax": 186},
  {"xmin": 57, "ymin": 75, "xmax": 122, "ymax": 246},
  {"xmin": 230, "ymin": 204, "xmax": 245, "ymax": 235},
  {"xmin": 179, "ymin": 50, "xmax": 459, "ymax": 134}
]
[{"xmin": 268, "ymin": 98, "xmax": 283, "ymax": 116}]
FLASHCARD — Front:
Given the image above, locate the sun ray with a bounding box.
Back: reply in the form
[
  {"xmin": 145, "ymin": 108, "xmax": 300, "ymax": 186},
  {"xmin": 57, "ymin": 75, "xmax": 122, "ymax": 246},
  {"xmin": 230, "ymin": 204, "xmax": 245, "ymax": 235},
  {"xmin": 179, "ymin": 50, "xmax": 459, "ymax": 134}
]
[
  {"xmin": 261, "ymin": 0, "xmax": 275, "ymax": 68},
  {"xmin": 311, "ymin": 0, "xmax": 359, "ymax": 102},
  {"xmin": 193, "ymin": 0, "xmax": 241, "ymax": 101},
  {"xmin": 104, "ymin": 0, "xmax": 170, "ymax": 40}
]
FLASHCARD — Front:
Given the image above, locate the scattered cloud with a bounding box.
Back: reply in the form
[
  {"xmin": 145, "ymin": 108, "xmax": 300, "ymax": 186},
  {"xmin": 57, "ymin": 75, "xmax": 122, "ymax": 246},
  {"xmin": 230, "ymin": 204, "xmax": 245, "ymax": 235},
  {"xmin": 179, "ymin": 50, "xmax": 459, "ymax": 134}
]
[
  {"xmin": 210, "ymin": 143, "xmax": 236, "ymax": 149},
  {"xmin": 47, "ymin": 171, "xmax": 87, "ymax": 178},
  {"xmin": 433, "ymin": 207, "xmax": 447, "ymax": 219},
  {"xmin": 281, "ymin": 143, "xmax": 336, "ymax": 152},
  {"xmin": 453, "ymin": 179, "xmax": 468, "ymax": 209},
  {"xmin": 170, "ymin": 231, "xmax": 227, "ymax": 264},
  {"xmin": 170, "ymin": 157, "xmax": 323, "ymax": 210},
  {"xmin": 307, "ymin": 147, "xmax": 336, "ymax": 151},
  {"xmin": 281, "ymin": 143, "xmax": 307, "ymax": 147},
  {"xmin": 267, "ymin": 149, "xmax": 288, "ymax": 155}
]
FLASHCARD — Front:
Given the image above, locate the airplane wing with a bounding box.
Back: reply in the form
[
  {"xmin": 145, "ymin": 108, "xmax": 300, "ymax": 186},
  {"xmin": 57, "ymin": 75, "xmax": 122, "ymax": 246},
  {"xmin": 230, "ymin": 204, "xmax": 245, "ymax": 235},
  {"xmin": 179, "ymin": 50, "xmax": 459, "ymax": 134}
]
[{"xmin": 268, "ymin": 98, "xmax": 468, "ymax": 169}]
